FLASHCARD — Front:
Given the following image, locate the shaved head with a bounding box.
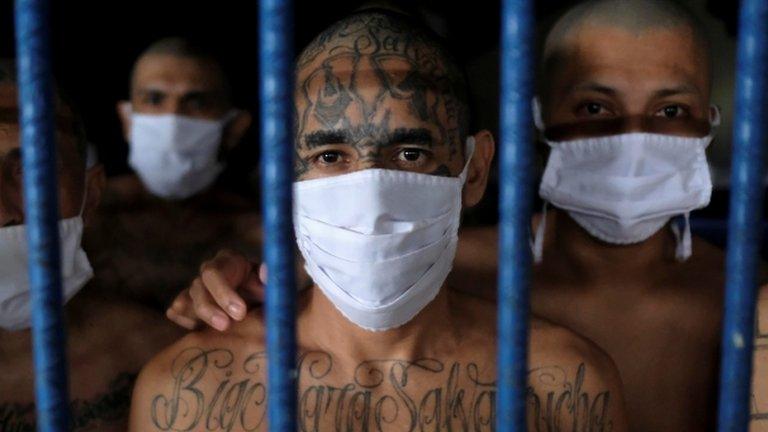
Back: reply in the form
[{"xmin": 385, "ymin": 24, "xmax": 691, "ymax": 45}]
[
  {"xmin": 543, "ymin": 0, "xmax": 711, "ymax": 88},
  {"xmin": 293, "ymin": 10, "xmax": 471, "ymax": 179},
  {"xmin": 130, "ymin": 37, "xmax": 230, "ymax": 103}
]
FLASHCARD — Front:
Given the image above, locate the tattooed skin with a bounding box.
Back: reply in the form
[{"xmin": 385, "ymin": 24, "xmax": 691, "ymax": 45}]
[
  {"xmin": 0, "ymin": 373, "xmax": 136, "ymax": 431},
  {"xmin": 752, "ymin": 304, "xmax": 768, "ymax": 424},
  {"xmin": 147, "ymin": 348, "xmax": 611, "ymax": 432},
  {"xmin": 293, "ymin": 11, "xmax": 470, "ymax": 179}
]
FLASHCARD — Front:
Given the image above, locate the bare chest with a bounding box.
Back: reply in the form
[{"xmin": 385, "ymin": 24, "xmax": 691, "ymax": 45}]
[
  {"xmin": 85, "ymin": 207, "xmax": 261, "ymax": 303},
  {"xmin": 147, "ymin": 348, "xmax": 497, "ymax": 432}
]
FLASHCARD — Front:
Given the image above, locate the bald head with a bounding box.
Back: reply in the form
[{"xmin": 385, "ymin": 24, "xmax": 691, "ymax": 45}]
[
  {"xmin": 537, "ymin": 0, "xmax": 715, "ymax": 140},
  {"xmin": 543, "ymin": 0, "xmax": 711, "ymax": 83},
  {"xmin": 127, "ymin": 37, "xmax": 231, "ymax": 118}
]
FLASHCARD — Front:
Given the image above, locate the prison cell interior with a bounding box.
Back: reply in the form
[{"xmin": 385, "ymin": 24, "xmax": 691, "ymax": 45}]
[{"xmin": 11, "ymin": 0, "xmax": 768, "ymax": 431}]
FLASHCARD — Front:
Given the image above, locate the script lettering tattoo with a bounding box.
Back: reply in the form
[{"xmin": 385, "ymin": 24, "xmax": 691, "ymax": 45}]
[
  {"xmin": 0, "ymin": 372, "xmax": 136, "ymax": 431},
  {"xmin": 526, "ymin": 365, "xmax": 612, "ymax": 431},
  {"xmin": 150, "ymin": 349, "xmax": 612, "ymax": 431},
  {"xmin": 293, "ymin": 12, "xmax": 469, "ymax": 179},
  {"xmin": 150, "ymin": 348, "xmax": 268, "ymax": 431}
]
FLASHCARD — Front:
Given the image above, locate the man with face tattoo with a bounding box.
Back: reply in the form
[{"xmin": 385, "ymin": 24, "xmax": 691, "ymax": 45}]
[
  {"xmin": 0, "ymin": 61, "xmax": 182, "ymax": 431},
  {"xmin": 166, "ymin": 1, "xmax": 768, "ymax": 430},
  {"xmin": 129, "ymin": 10, "xmax": 629, "ymax": 432}
]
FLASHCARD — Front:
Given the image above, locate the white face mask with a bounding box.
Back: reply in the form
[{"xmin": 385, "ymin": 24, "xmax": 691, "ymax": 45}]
[
  {"xmin": 534, "ymin": 107, "xmax": 718, "ymax": 263},
  {"xmin": 128, "ymin": 111, "xmax": 235, "ymax": 200},
  {"xmin": 294, "ymin": 138, "xmax": 475, "ymax": 331},
  {"xmin": 0, "ymin": 214, "xmax": 93, "ymax": 331}
]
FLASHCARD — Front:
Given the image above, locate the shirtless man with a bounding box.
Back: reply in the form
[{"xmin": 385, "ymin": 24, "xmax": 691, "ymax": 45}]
[
  {"xmin": 84, "ymin": 37, "xmax": 260, "ymax": 308},
  {"xmin": 452, "ymin": 1, "xmax": 735, "ymax": 430},
  {"xmin": 165, "ymin": 1, "xmax": 758, "ymax": 430},
  {"xmin": 130, "ymin": 10, "xmax": 629, "ymax": 431},
  {"xmin": 0, "ymin": 61, "xmax": 182, "ymax": 430}
]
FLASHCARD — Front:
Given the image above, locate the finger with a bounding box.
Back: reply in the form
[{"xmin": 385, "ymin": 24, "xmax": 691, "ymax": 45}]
[
  {"xmin": 259, "ymin": 263, "xmax": 268, "ymax": 284},
  {"xmin": 242, "ymin": 270, "xmax": 265, "ymax": 304},
  {"xmin": 166, "ymin": 307, "xmax": 199, "ymax": 330},
  {"xmin": 189, "ymin": 278, "xmax": 231, "ymax": 331},
  {"xmin": 200, "ymin": 266, "xmax": 248, "ymax": 321},
  {"xmin": 165, "ymin": 289, "xmax": 200, "ymax": 330}
]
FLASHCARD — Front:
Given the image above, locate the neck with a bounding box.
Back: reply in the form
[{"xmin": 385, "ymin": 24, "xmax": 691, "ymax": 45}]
[
  {"xmin": 301, "ymin": 285, "xmax": 458, "ymax": 361},
  {"xmin": 540, "ymin": 208, "xmax": 678, "ymax": 287}
]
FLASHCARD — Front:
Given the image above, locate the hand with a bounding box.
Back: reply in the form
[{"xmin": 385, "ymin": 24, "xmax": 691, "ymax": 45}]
[{"xmin": 166, "ymin": 249, "xmax": 266, "ymax": 331}]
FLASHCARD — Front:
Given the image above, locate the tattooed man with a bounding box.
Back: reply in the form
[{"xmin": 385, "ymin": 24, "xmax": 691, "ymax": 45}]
[
  {"xmin": 129, "ymin": 10, "xmax": 629, "ymax": 432},
  {"xmin": 0, "ymin": 61, "xmax": 182, "ymax": 431}
]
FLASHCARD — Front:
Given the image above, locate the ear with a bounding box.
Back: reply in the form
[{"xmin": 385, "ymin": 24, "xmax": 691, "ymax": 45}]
[
  {"xmin": 82, "ymin": 164, "xmax": 106, "ymax": 226},
  {"xmin": 221, "ymin": 110, "xmax": 252, "ymax": 151},
  {"xmin": 462, "ymin": 129, "xmax": 495, "ymax": 208},
  {"xmin": 116, "ymin": 101, "xmax": 132, "ymax": 142}
]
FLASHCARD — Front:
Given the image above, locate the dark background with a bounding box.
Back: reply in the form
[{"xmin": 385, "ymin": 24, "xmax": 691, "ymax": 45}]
[{"xmin": 0, "ymin": 0, "xmax": 752, "ymax": 242}]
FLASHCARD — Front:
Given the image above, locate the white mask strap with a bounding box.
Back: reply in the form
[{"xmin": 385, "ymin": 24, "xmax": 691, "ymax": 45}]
[
  {"xmin": 458, "ymin": 136, "xmax": 477, "ymax": 184},
  {"xmin": 532, "ymin": 97, "xmax": 545, "ymax": 131},
  {"xmin": 671, "ymin": 213, "xmax": 692, "ymax": 262},
  {"xmin": 710, "ymin": 104, "xmax": 722, "ymax": 127},
  {"xmin": 531, "ymin": 201, "xmax": 548, "ymax": 264}
]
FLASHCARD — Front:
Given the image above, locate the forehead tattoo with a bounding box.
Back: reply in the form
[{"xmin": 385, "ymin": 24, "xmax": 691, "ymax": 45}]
[{"xmin": 293, "ymin": 12, "xmax": 469, "ymax": 178}]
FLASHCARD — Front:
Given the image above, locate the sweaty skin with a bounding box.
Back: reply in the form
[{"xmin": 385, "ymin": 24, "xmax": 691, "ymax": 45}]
[
  {"xmin": 455, "ymin": 20, "xmax": 728, "ymax": 432},
  {"xmin": 86, "ymin": 41, "xmax": 259, "ymax": 309},
  {"xmin": 131, "ymin": 12, "xmax": 629, "ymax": 431},
  {"xmin": 0, "ymin": 82, "xmax": 183, "ymax": 431}
]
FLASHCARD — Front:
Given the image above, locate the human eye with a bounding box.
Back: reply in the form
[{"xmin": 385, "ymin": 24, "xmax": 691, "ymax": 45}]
[
  {"xmin": 653, "ymin": 104, "xmax": 690, "ymax": 119},
  {"xmin": 316, "ymin": 150, "xmax": 344, "ymax": 165},
  {"xmin": 143, "ymin": 91, "xmax": 165, "ymax": 107},
  {"xmin": 575, "ymin": 101, "xmax": 614, "ymax": 118},
  {"xmin": 394, "ymin": 147, "xmax": 432, "ymax": 168}
]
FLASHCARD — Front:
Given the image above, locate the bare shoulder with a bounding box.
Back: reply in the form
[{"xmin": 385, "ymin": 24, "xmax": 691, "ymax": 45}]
[
  {"xmin": 750, "ymin": 283, "xmax": 768, "ymax": 429},
  {"xmin": 67, "ymin": 291, "xmax": 184, "ymax": 367},
  {"xmin": 527, "ymin": 317, "xmax": 629, "ymax": 431},
  {"xmin": 129, "ymin": 313, "xmax": 268, "ymax": 432}
]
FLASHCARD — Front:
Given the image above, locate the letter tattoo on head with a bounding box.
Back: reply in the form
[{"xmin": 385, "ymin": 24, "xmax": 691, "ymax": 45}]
[{"xmin": 293, "ymin": 10, "xmax": 471, "ymax": 179}]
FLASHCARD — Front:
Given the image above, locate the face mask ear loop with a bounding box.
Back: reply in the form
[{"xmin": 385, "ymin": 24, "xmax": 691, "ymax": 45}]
[
  {"xmin": 531, "ymin": 201, "xmax": 548, "ymax": 264},
  {"xmin": 459, "ymin": 136, "xmax": 477, "ymax": 185},
  {"xmin": 710, "ymin": 104, "xmax": 722, "ymax": 128},
  {"xmin": 532, "ymin": 97, "xmax": 545, "ymax": 132},
  {"xmin": 671, "ymin": 213, "xmax": 692, "ymax": 262}
]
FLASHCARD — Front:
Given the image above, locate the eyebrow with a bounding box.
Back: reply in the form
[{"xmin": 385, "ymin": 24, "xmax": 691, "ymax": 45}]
[
  {"xmin": 651, "ymin": 84, "xmax": 702, "ymax": 99},
  {"xmin": 569, "ymin": 82, "xmax": 618, "ymax": 96},
  {"xmin": 303, "ymin": 127, "xmax": 433, "ymax": 148}
]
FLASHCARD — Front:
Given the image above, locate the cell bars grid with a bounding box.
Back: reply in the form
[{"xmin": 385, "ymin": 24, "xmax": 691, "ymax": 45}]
[{"xmin": 11, "ymin": 0, "xmax": 768, "ymax": 431}]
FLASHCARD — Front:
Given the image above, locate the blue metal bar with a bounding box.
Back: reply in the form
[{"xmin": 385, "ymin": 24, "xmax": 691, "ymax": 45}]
[
  {"xmin": 717, "ymin": 0, "xmax": 768, "ymax": 430},
  {"xmin": 258, "ymin": 0, "xmax": 297, "ymax": 430},
  {"xmin": 14, "ymin": 0, "xmax": 71, "ymax": 430},
  {"xmin": 497, "ymin": 0, "xmax": 535, "ymax": 430}
]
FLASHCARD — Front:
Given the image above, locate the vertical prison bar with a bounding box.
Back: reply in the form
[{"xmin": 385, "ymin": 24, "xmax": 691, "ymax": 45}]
[
  {"xmin": 717, "ymin": 0, "xmax": 768, "ymax": 430},
  {"xmin": 13, "ymin": 0, "xmax": 71, "ymax": 430},
  {"xmin": 497, "ymin": 0, "xmax": 535, "ymax": 430},
  {"xmin": 258, "ymin": 0, "xmax": 298, "ymax": 430}
]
